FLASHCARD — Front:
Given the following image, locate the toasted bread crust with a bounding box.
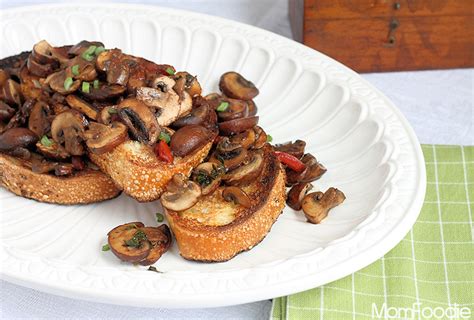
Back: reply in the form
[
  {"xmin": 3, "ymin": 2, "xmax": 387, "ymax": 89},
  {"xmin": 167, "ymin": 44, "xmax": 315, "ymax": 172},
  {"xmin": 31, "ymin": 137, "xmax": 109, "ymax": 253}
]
[
  {"xmin": 166, "ymin": 146, "xmax": 286, "ymax": 262},
  {"xmin": 89, "ymin": 140, "xmax": 213, "ymax": 202},
  {"xmin": 0, "ymin": 154, "xmax": 121, "ymax": 204}
]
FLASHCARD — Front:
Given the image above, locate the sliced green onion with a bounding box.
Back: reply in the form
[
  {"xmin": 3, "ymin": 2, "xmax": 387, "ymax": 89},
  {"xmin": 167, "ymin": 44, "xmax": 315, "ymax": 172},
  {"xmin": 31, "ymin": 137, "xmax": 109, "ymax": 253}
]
[
  {"xmin": 82, "ymin": 81, "xmax": 90, "ymax": 93},
  {"xmin": 71, "ymin": 64, "xmax": 80, "ymax": 76},
  {"xmin": 165, "ymin": 67, "xmax": 175, "ymax": 75},
  {"xmin": 40, "ymin": 135, "xmax": 53, "ymax": 147},
  {"xmin": 94, "ymin": 46, "xmax": 105, "ymax": 55},
  {"xmin": 216, "ymin": 101, "xmax": 229, "ymax": 112},
  {"xmin": 158, "ymin": 131, "xmax": 171, "ymax": 144},
  {"xmin": 156, "ymin": 212, "xmax": 164, "ymax": 223},
  {"xmin": 63, "ymin": 77, "xmax": 74, "ymax": 90},
  {"xmin": 266, "ymin": 134, "xmax": 273, "ymax": 142},
  {"xmin": 108, "ymin": 108, "xmax": 118, "ymax": 114},
  {"xmin": 102, "ymin": 244, "xmax": 110, "ymax": 251},
  {"xmin": 82, "ymin": 45, "xmax": 97, "ymax": 61},
  {"xmin": 93, "ymin": 79, "xmax": 99, "ymax": 89}
]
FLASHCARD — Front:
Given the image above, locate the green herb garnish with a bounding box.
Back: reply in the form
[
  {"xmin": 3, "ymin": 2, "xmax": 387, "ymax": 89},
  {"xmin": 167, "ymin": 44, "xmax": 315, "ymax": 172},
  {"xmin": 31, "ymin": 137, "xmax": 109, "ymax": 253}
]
[
  {"xmin": 81, "ymin": 45, "xmax": 97, "ymax": 61},
  {"xmin": 82, "ymin": 81, "xmax": 90, "ymax": 93},
  {"xmin": 102, "ymin": 244, "xmax": 110, "ymax": 251},
  {"xmin": 165, "ymin": 67, "xmax": 175, "ymax": 75},
  {"xmin": 124, "ymin": 230, "xmax": 148, "ymax": 248},
  {"xmin": 108, "ymin": 108, "xmax": 118, "ymax": 114},
  {"xmin": 266, "ymin": 134, "xmax": 273, "ymax": 143},
  {"xmin": 71, "ymin": 64, "xmax": 80, "ymax": 76},
  {"xmin": 216, "ymin": 101, "xmax": 229, "ymax": 112},
  {"xmin": 93, "ymin": 79, "xmax": 99, "ymax": 89},
  {"xmin": 94, "ymin": 46, "xmax": 105, "ymax": 56},
  {"xmin": 63, "ymin": 77, "xmax": 74, "ymax": 90},
  {"xmin": 156, "ymin": 212, "xmax": 164, "ymax": 223},
  {"xmin": 195, "ymin": 171, "xmax": 212, "ymax": 186},
  {"xmin": 158, "ymin": 131, "xmax": 171, "ymax": 144},
  {"xmin": 40, "ymin": 135, "xmax": 53, "ymax": 147},
  {"xmin": 147, "ymin": 266, "xmax": 163, "ymax": 273}
]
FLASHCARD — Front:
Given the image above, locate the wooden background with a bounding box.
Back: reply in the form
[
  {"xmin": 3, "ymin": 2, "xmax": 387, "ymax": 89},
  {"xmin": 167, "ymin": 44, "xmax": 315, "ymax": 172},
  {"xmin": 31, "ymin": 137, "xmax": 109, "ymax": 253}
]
[{"xmin": 303, "ymin": 0, "xmax": 474, "ymax": 72}]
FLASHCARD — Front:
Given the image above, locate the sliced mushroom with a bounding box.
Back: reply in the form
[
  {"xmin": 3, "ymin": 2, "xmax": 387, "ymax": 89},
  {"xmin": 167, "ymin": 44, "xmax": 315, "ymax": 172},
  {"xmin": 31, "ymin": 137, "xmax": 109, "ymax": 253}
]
[
  {"xmin": 204, "ymin": 93, "xmax": 223, "ymax": 109},
  {"xmin": 217, "ymin": 98, "xmax": 249, "ymax": 122},
  {"xmin": 65, "ymin": 95, "xmax": 98, "ymax": 119},
  {"xmin": 174, "ymin": 71, "xmax": 202, "ymax": 97},
  {"xmin": 118, "ymin": 98, "xmax": 159, "ymax": 144},
  {"xmin": 170, "ymin": 125, "xmax": 212, "ymax": 158},
  {"xmin": 287, "ymin": 182, "xmax": 313, "ymax": 210},
  {"xmin": 28, "ymin": 101, "xmax": 50, "ymax": 137},
  {"xmin": 138, "ymin": 225, "xmax": 172, "ymax": 266},
  {"xmin": 30, "ymin": 40, "xmax": 57, "ymax": 65},
  {"xmin": 36, "ymin": 140, "xmax": 70, "ymax": 160},
  {"xmin": 247, "ymin": 99, "xmax": 258, "ymax": 116},
  {"xmin": 45, "ymin": 70, "xmax": 80, "ymax": 95},
  {"xmin": 213, "ymin": 137, "xmax": 248, "ymax": 170},
  {"xmin": 301, "ymin": 188, "xmax": 346, "ymax": 224},
  {"xmin": 5, "ymin": 99, "xmax": 34, "ymax": 130},
  {"xmin": 67, "ymin": 57, "xmax": 97, "ymax": 81},
  {"xmin": 171, "ymin": 104, "xmax": 210, "ymax": 129},
  {"xmin": 286, "ymin": 153, "xmax": 327, "ymax": 185},
  {"xmin": 161, "ymin": 173, "xmax": 202, "ymax": 211},
  {"xmin": 229, "ymin": 128, "xmax": 256, "ymax": 149},
  {"xmin": 0, "ymin": 127, "xmax": 38, "ymax": 151},
  {"xmin": 0, "ymin": 101, "xmax": 15, "ymax": 122},
  {"xmin": 218, "ymin": 116, "xmax": 259, "ymax": 136},
  {"xmin": 0, "ymin": 69, "xmax": 9, "ymax": 87},
  {"xmin": 98, "ymin": 105, "xmax": 119, "ymax": 124},
  {"xmin": 252, "ymin": 126, "xmax": 267, "ymax": 149},
  {"xmin": 1, "ymin": 79, "xmax": 22, "ymax": 105},
  {"xmin": 68, "ymin": 40, "xmax": 104, "ymax": 56},
  {"xmin": 50, "ymin": 111, "xmax": 85, "ymax": 156},
  {"xmin": 275, "ymin": 140, "xmax": 306, "ymax": 159},
  {"xmin": 31, "ymin": 157, "xmax": 57, "ymax": 174},
  {"xmin": 85, "ymin": 122, "xmax": 128, "ymax": 154},
  {"xmin": 192, "ymin": 162, "xmax": 225, "ymax": 195},
  {"xmin": 222, "ymin": 186, "xmax": 251, "ymax": 208},
  {"xmin": 219, "ymin": 72, "xmax": 259, "ymax": 101},
  {"xmin": 108, "ymin": 222, "xmax": 152, "ymax": 263},
  {"xmin": 223, "ymin": 150, "xmax": 264, "ymax": 185},
  {"xmin": 54, "ymin": 163, "xmax": 74, "ymax": 176},
  {"xmin": 81, "ymin": 83, "xmax": 126, "ymax": 101},
  {"xmin": 26, "ymin": 55, "xmax": 56, "ymax": 78},
  {"xmin": 71, "ymin": 156, "xmax": 86, "ymax": 170}
]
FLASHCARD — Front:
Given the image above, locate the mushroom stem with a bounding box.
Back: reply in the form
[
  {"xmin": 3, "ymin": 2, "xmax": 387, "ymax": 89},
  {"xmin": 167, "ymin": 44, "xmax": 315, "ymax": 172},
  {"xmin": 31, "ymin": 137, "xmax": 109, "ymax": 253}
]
[{"xmin": 301, "ymin": 188, "xmax": 346, "ymax": 224}]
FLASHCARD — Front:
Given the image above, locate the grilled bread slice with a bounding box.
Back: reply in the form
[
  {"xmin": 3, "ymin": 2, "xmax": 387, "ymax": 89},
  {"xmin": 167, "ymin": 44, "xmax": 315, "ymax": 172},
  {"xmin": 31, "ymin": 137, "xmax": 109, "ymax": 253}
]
[
  {"xmin": 165, "ymin": 145, "xmax": 286, "ymax": 262},
  {"xmin": 89, "ymin": 140, "xmax": 213, "ymax": 202},
  {"xmin": 0, "ymin": 153, "xmax": 120, "ymax": 204}
]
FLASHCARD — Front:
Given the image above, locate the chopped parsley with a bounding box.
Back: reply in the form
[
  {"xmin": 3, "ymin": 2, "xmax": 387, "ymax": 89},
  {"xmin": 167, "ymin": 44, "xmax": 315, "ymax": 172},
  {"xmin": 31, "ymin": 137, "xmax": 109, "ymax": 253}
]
[
  {"xmin": 266, "ymin": 134, "xmax": 273, "ymax": 143},
  {"xmin": 156, "ymin": 212, "xmax": 164, "ymax": 223},
  {"xmin": 102, "ymin": 244, "xmax": 110, "ymax": 251},
  {"xmin": 40, "ymin": 135, "xmax": 53, "ymax": 147},
  {"xmin": 108, "ymin": 108, "xmax": 118, "ymax": 114},
  {"xmin": 165, "ymin": 67, "xmax": 175, "ymax": 75},
  {"xmin": 124, "ymin": 230, "xmax": 148, "ymax": 248}
]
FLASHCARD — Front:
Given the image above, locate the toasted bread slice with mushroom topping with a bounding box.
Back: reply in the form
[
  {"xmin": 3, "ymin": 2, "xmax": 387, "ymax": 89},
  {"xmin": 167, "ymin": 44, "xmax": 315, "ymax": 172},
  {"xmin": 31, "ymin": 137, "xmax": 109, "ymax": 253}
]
[{"xmin": 165, "ymin": 145, "xmax": 286, "ymax": 262}]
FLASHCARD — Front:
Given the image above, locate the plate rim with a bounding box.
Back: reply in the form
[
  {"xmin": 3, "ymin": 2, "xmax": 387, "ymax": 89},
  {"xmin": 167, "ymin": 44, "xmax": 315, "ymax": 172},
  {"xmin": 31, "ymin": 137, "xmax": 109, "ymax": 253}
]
[{"xmin": 0, "ymin": 3, "xmax": 426, "ymax": 308}]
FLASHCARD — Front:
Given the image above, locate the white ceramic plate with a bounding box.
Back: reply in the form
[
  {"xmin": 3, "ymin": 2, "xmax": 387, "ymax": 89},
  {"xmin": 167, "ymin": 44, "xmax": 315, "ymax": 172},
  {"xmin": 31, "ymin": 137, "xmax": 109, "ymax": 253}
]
[{"xmin": 0, "ymin": 4, "xmax": 426, "ymax": 308}]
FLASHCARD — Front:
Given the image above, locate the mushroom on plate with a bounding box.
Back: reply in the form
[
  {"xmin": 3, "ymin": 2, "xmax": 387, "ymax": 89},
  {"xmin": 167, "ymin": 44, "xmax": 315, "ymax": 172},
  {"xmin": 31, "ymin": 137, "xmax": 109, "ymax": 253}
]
[
  {"xmin": 0, "ymin": 101, "xmax": 15, "ymax": 122},
  {"xmin": 302, "ymin": 188, "xmax": 345, "ymax": 224},
  {"xmin": 218, "ymin": 116, "xmax": 259, "ymax": 136},
  {"xmin": 50, "ymin": 110, "xmax": 86, "ymax": 156},
  {"xmin": 223, "ymin": 150, "xmax": 264, "ymax": 185},
  {"xmin": 192, "ymin": 162, "xmax": 225, "ymax": 195},
  {"xmin": 65, "ymin": 95, "xmax": 98, "ymax": 120},
  {"xmin": 286, "ymin": 182, "xmax": 313, "ymax": 210},
  {"xmin": 107, "ymin": 222, "xmax": 151, "ymax": 263},
  {"xmin": 117, "ymin": 98, "xmax": 160, "ymax": 145},
  {"xmin": 212, "ymin": 137, "xmax": 248, "ymax": 170},
  {"xmin": 84, "ymin": 122, "xmax": 128, "ymax": 154},
  {"xmin": 161, "ymin": 173, "xmax": 202, "ymax": 211},
  {"xmin": 28, "ymin": 101, "xmax": 50, "ymax": 137},
  {"xmin": 222, "ymin": 186, "xmax": 252, "ymax": 208},
  {"xmin": 219, "ymin": 72, "xmax": 259, "ymax": 101},
  {"xmin": 169, "ymin": 125, "xmax": 213, "ymax": 158},
  {"xmin": 275, "ymin": 140, "xmax": 306, "ymax": 159},
  {"xmin": 1, "ymin": 79, "xmax": 23, "ymax": 106},
  {"xmin": 45, "ymin": 70, "xmax": 81, "ymax": 95},
  {"xmin": 0, "ymin": 127, "xmax": 38, "ymax": 152}
]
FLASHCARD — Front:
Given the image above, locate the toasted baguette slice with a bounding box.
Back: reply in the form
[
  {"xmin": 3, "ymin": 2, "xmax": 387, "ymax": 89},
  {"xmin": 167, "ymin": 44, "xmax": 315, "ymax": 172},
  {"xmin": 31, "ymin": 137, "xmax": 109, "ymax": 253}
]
[
  {"xmin": 165, "ymin": 145, "xmax": 286, "ymax": 262},
  {"xmin": 89, "ymin": 140, "xmax": 213, "ymax": 202},
  {"xmin": 0, "ymin": 154, "xmax": 121, "ymax": 204}
]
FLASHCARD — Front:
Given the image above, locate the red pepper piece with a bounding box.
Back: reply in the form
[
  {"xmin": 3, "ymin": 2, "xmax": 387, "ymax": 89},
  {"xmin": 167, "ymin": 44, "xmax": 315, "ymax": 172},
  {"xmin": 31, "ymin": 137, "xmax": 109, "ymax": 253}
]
[
  {"xmin": 274, "ymin": 151, "xmax": 306, "ymax": 173},
  {"xmin": 155, "ymin": 140, "xmax": 174, "ymax": 164}
]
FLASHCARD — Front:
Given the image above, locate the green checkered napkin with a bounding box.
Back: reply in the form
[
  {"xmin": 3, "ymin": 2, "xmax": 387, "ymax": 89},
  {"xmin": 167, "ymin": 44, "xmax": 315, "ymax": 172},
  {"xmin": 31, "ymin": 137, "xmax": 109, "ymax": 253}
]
[{"xmin": 272, "ymin": 145, "xmax": 473, "ymax": 320}]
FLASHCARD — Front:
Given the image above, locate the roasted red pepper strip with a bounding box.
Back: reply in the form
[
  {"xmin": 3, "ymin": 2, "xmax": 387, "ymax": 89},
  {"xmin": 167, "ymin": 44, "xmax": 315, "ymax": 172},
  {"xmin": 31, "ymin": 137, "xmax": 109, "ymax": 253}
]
[
  {"xmin": 155, "ymin": 140, "xmax": 174, "ymax": 163},
  {"xmin": 274, "ymin": 151, "xmax": 306, "ymax": 173}
]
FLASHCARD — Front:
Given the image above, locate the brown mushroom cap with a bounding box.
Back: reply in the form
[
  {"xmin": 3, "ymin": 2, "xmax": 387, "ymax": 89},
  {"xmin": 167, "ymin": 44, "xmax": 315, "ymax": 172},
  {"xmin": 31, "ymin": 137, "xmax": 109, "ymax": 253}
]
[
  {"xmin": 81, "ymin": 83, "xmax": 126, "ymax": 101},
  {"xmin": 287, "ymin": 182, "xmax": 313, "ymax": 210},
  {"xmin": 28, "ymin": 101, "xmax": 50, "ymax": 137},
  {"xmin": 65, "ymin": 95, "xmax": 98, "ymax": 120},
  {"xmin": 174, "ymin": 71, "xmax": 202, "ymax": 97},
  {"xmin": 171, "ymin": 104, "xmax": 210, "ymax": 129},
  {"xmin": 219, "ymin": 72, "xmax": 259, "ymax": 101},
  {"xmin": 138, "ymin": 225, "xmax": 172, "ymax": 266},
  {"xmin": 252, "ymin": 126, "xmax": 267, "ymax": 149},
  {"xmin": 50, "ymin": 111, "xmax": 86, "ymax": 156},
  {"xmin": 229, "ymin": 128, "xmax": 256, "ymax": 149},
  {"xmin": 275, "ymin": 140, "xmax": 306, "ymax": 159},
  {"xmin": 27, "ymin": 55, "xmax": 56, "ymax": 78},
  {"xmin": 36, "ymin": 140, "xmax": 70, "ymax": 160},
  {"xmin": 222, "ymin": 186, "xmax": 252, "ymax": 208},
  {"xmin": 218, "ymin": 116, "xmax": 259, "ymax": 136},
  {"xmin": 107, "ymin": 222, "xmax": 151, "ymax": 263},
  {"xmin": 170, "ymin": 125, "xmax": 212, "ymax": 157},
  {"xmin": 45, "ymin": 70, "xmax": 81, "ymax": 95},
  {"xmin": 31, "ymin": 40, "xmax": 57, "ymax": 65},
  {"xmin": 217, "ymin": 98, "xmax": 249, "ymax": 122},
  {"xmin": 192, "ymin": 162, "xmax": 224, "ymax": 195},
  {"xmin": 161, "ymin": 173, "xmax": 202, "ymax": 211},
  {"xmin": 85, "ymin": 121, "xmax": 128, "ymax": 154},
  {"xmin": 0, "ymin": 101, "xmax": 16, "ymax": 122},
  {"xmin": 118, "ymin": 98, "xmax": 160, "ymax": 145},
  {"xmin": 0, "ymin": 127, "xmax": 38, "ymax": 151},
  {"xmin": 247, "ymin": 99, "xmax": 258, "ymax": 116},
  {"xmin": 286, "ymin": 153, "xmax": 327, "ymax": 185},
  {"xmin": 97, "ymin": 105, "xmax": 119, "ymax": 124},
  {"xmin": 301, "ymin": 188, "xmax": 346, "ymax": 224},
  {"xmin": 2, "ymin": 79, "xmax": 23, "ymax": 106},
  {"xmin": 213, "ymin": 137, "xmax": 248, "ymax": 170},
  {"xmin": 223, "ymin": 150, "xmax": 264, "ymax": 185}
]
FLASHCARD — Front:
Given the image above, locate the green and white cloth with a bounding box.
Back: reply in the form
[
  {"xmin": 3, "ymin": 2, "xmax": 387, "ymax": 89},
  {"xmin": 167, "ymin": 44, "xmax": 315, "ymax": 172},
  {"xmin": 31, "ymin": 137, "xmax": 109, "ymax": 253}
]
[{"xmin": 272, "ymin": 145, "xmax": 473, "ymax": 320}]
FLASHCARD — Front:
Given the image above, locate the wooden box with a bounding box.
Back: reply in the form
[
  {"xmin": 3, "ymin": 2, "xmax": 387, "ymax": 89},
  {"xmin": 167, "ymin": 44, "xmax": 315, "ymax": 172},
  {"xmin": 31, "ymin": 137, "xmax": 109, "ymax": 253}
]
[{"xmin": 298, "ymin": 0, "xmax": 474, "ymax": 72}]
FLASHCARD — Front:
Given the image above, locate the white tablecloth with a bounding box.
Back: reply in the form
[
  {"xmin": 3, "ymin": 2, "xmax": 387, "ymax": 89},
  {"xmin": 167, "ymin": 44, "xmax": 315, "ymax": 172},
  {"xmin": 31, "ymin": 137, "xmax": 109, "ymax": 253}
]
[{"xmin": 0, "ymin": 1, "xmax": 472, "ymax": 319}]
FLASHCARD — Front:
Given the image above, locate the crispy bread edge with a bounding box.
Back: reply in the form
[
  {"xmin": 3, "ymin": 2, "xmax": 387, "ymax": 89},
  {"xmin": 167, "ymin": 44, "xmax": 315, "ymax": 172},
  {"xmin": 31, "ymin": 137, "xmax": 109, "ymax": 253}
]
[{"xmin": 0, "ymin": 153, "xmax": 121, "ymax": 204}]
